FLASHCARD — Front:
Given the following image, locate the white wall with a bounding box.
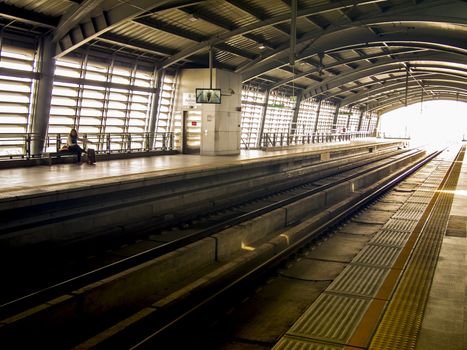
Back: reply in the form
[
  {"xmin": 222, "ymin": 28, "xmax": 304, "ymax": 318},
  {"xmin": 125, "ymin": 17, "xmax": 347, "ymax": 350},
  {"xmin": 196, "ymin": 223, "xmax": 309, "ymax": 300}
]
[{"xmin": 177, "ymin": 68, "xmax": 242, "ymax": 155}]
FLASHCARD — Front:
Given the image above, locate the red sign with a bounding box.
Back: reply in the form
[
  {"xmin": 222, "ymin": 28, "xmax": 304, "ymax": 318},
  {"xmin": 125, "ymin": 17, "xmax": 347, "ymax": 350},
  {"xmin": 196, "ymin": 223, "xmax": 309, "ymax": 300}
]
[{"xmin": 191, "ymin": 121, "xmax": 197, "ymax": 126}]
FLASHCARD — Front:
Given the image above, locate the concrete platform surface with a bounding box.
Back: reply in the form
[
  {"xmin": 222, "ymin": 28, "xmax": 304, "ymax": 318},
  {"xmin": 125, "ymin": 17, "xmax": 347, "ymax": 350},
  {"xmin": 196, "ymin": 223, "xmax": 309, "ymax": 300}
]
[
  {"xmin": 0, "ymin": 139, "xmax": 390, "ymax": 198},
  {"xmin": 416, "ymin": 144, "xmax": 467, "ymax": 350}
]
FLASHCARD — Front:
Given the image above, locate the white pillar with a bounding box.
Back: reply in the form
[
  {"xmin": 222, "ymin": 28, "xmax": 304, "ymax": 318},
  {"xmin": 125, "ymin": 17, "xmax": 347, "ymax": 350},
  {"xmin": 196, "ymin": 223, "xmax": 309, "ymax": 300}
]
[{"xmin": 176, "ymin": 68, "xmax": 242, "ymax": 155}]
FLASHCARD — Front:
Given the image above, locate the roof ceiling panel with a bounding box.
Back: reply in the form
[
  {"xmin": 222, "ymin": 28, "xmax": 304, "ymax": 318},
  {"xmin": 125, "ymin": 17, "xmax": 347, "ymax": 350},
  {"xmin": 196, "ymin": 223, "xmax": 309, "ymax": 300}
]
[
  {"xmin": 267, "ymin": 69, "xmax": 294, "ymax": 80},
  {"xmin": 294, "ymin": 76, "xmax": 320, "ymax": 86},
  {"xmin": 0, "ymin": 0, "xmax": 465, "ymax": 115},
  {"xmin": 244, "ymin": 0, "xmax": 290, "ymax": 17},
  {"xmin": 215, "ymin": 50, "xmax": 247, "ymax": 66},
  {"xmin": 154, "ymin": 9, "xmax": 226, "ymax": 37},
  {"xmin": 250, "ymin": 26, "xmax": 289, "ymax": 45},
  {"xmin": 2, "ymin": 0, "xmax": 75, "ymax": 17},
  {"xmin": 111, "ymin": 22, "xmax": 193, "ymax": 50},
  {"xmin": 224, "ymin": 36, "xmax": 262, "ymax": 55},
  {"xmin": 192, "ymin": 1, "xmax": 259, "ymax": 27}
]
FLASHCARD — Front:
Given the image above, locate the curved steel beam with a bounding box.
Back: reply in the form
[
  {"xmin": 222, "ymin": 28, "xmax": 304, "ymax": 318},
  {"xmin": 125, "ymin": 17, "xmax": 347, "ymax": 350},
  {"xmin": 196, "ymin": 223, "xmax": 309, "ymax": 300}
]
[
  {"xmin": 268, "ymin": 48, "xmax": 425, "ymax": 90},
  {"xmin": 300, "ymin": 52, "xmax": 467, "ymax": 99},
  {"xmin": 238, "ymin": 0, "xmax": 467, "ymax": 76},
  {"xmin": 377, "ymin": 94, "xmax": 467, "ymax": 115},
  {"xmin": 322, "ymin": 72, "xmax": 437, "ymax": 101},
  {"xmin": 158, "ymin": 0, "xmax": 388, "ymax": 68},
  {"xmin": 361, "ymin": 82, "xmax": 467, "ymax": 108},
  {"xmin": 368, "ymin": 87, "xmax": 467, "ymax": 112},
  {"xmin": 53, "ymin": 0, "xmax": 106, "ymax": 43},
  {"xmin": 242, "ymin": 26, "xmax": 467, "ymax": 81},
  {"xmin": 340, "ymin": 74, "xmax": 467, "ymax": 106},
  {"xmin": 55, "ymin": 0, "xmax": 202, "ymax": 58}
]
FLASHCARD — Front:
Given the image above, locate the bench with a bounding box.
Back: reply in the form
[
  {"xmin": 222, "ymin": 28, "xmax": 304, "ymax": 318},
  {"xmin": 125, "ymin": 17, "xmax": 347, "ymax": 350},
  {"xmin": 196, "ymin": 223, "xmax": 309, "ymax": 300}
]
[{"xmin": 43, "ymin": 150, "xmax": 79, "ymax": 166}]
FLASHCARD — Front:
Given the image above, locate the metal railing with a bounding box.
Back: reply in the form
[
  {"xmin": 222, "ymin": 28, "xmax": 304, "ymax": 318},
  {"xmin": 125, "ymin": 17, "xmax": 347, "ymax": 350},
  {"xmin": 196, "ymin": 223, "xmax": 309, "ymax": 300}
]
[
  {"xmin": 0, "ymin": 132, "xmax": 177, "ymax": 160},
  {"xmin": 261, "ymin": 130, "xmax": 376, "ymax": 149}
]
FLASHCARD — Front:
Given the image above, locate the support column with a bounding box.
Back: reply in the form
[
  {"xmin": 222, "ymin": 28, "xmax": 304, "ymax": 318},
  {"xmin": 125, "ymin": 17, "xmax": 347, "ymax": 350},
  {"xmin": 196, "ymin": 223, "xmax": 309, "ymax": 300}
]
[
  {"xmin": 332, "ymin": 104, "xmax": 340, "ymax": 132},
  {"xmin": 345, "ymin": 109, "xmax": 352, "ymax": 129},
  {"xmin": 373, "ymin": 114, "xmax": 381, "ymax": 136},
  {"xmin": 313, "ymin": 99, "xmax": 322, "ymax": 133},
  {"xmin": 147, "ymin": 69, "xmax": 164, "ymax": 149},
  {"xmin": 289, "ymin": 92, "xmax": 302, "ymax": 136},
  {"xmin": 257, "ymin": 89, "xmax": 270, "ymax": 148},
  {"xmin": 31, "ymin": 35, "xmax": 56, "ymax": 156},
  {"xmin": 357, "ymin": 109, "xmax": 365, "ymax": 131}
]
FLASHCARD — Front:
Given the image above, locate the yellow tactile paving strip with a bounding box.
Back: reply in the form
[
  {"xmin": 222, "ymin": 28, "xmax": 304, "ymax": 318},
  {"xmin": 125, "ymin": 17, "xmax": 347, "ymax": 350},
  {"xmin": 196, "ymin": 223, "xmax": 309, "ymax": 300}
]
[
  {"xmin": 367, "ymin": 146, "xmax": 465, "ymax": 350},
  {"xmin": 272, "ymin": 146, "xmax": 465, "ymax": 350}
]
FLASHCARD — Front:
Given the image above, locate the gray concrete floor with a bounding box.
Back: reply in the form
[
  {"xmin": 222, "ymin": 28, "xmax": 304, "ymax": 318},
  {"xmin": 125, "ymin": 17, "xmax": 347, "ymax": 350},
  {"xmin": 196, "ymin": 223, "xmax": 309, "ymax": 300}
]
[
  {"xmin": 416, "ymin": 147, "xmax": 467, "ymax": 350},
  {"xmin": 0, "ymin": 139, "xmax": 379, "ymax": 196}
]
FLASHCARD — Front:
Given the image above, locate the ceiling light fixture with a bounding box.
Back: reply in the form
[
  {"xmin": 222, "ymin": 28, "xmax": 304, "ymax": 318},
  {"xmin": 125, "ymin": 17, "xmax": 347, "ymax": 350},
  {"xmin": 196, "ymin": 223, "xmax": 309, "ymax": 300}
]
[
  {"xmin": 258, "ymin": 45, "xmax": 266, "ymax": 49},
  {"xmin": 188, "ymin": 14, "xmax": 198, "ymax": 22}
]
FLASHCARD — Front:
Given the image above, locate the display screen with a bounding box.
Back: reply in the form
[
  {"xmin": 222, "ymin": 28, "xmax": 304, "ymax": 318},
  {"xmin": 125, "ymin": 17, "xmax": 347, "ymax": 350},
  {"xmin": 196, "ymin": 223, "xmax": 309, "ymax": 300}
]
[{"xmin": 195, "ymin": 88, "xmax": 221, "ymax": 104}]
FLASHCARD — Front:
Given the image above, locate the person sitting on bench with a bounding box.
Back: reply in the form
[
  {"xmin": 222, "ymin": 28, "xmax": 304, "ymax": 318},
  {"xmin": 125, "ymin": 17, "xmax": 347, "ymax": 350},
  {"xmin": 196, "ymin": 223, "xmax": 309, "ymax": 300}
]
[{"xmin": 66, "ymin": 128, "xmax": 87, "ymax": 163}]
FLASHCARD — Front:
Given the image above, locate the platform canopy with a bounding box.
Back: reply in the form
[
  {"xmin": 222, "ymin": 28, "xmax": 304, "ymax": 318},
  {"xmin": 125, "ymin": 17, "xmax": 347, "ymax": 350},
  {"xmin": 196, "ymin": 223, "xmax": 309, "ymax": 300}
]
[{"xmin": 0, "ymin": 0, "xmax": 466, "ymax": 114}]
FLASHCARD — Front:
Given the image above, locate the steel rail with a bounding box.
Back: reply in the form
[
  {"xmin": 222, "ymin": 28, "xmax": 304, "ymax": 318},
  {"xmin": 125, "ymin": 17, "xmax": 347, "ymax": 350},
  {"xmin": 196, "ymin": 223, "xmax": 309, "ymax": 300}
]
[
  {"xmin": 0, "ymin": 148, "xmax": 421, "ymax": 317},
  {"xmin": 129, "ymin": 148, "xmax": 443, "ymax": 349}
]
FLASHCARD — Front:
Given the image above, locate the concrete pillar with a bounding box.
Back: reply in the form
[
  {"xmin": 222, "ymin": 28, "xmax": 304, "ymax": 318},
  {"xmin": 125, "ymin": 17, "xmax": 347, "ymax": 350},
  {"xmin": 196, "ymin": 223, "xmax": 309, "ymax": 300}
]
[
  {"xmin": 176, "ymin": 68, "xmax": 242, "ymax": 155},
  {"xmin": 31, "ymin": 35, "xmax": 56, "ymax": 156}
]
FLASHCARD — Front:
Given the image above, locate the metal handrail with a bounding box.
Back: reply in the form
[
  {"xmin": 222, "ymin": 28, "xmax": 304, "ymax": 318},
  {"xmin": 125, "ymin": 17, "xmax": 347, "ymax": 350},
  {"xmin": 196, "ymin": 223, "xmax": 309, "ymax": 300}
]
[
  {"xmin": 0, "ymin": 132, "xmax": 178, "ymax": 160},
  {"xmin": 260, "ymin": 130, "xmax": 376, "ymax": 148}
]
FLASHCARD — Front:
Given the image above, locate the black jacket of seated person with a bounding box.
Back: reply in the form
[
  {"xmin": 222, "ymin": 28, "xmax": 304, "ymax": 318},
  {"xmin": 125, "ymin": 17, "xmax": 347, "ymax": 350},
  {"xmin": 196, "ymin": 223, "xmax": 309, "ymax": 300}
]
[{"xmin": 67, "ymin": 128, "xmax": 85, "ymax": 162}]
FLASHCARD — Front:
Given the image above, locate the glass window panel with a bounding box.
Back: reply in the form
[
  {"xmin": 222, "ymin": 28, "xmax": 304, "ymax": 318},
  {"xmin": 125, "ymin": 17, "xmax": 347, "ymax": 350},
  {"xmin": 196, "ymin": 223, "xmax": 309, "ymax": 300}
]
[
  {"xmin": 0, "ymin": 92, "xmax": 30, "ymax": 103},
  {"xmin": 84, "ymin": 71, "xmax": 106, "ymax": 81},
  {"xmin": 50, "ymin": 106, "xmax": 76, "ymax": 116},
  {"xmin": 0, "ymin": 57, "xmax": 33, "ymax": 71},
  {"xmin": 129, "ymin": 111, "xmax": 147, "ymax": 119},
  {"xmin": 0, "ymin": 45, "xmax": 36, "ymax": 155},
  {"xmin": 78, "ymin": 125, "xmax": 100, "ymax": 133},
  {"xmin": 106, "ymin": 109, "xmax": 126, "ymax": 118},
  {"xmin": 79, "ymin": 117, "xmax": 102, "ymax": 125},
  {"xmin": 108, "ymin": 101, "xmax": 127, "ymax": 110},
  {"xmin": 128, "ymin": 126, "xmax": 145, "ymax": 133},
  {"xmin": 240, "ymin": 86, "xmax": 265, "ymax": 149},
  {"xmin": 82, "ymin": 89, "xmax": 105, "ymax": 99},
  {"xmin": 105, "ymin": 126, "xmax": 124, "ymax": 133},
  {"xmin": 49, "ymin": 56, "xmax": 168, "ymax": 151},
  {"xmin": 111, "ymin": 75, "xmax": 130, "ymax": 84},
  {"xmin": 106, "ymin": 118, "xmax": 125, "ymax": 126},
  {"xmin": 109, "ymin": 92, "xmax": 128, "ymax": 101},
  {"xmin": 48, "ymin": 116, "xmax": 75, "ymax": 125},
  {"xmin": 80, "ymin": 108, "xmax": 102, "ymax": 117},
  {"xmin": 55, "ymin": 66, "xmax": 81, "ymax": 78}
]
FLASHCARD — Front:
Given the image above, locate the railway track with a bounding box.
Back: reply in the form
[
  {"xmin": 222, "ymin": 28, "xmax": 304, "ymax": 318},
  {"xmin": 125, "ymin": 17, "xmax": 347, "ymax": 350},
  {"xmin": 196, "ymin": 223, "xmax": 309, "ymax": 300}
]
[
  {"xmin": 0, "ymin": 146, "xmax": 430, "ymax": 349},
  {"xmin": 0, "ymin": 146, "xmax": 412, "ymax": 307},
  {"xmin": 114, "ymin": 147, "xmax": 456, "ymax": 350},
  {"xmin": 132, "ymin": 146, "xmax": 462, "ymax": 350}
]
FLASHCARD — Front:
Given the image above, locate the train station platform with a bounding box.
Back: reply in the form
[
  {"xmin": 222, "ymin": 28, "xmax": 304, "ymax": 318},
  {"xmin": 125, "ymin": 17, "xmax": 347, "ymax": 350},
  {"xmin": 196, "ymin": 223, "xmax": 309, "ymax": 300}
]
[
  {"xmin": 271, "ymin": 144, "xmax": 466, "ymax": 350},
  {"xmin": 416, "ymin": 146, "xmax": 467, "ymax": 350},
  {"xmin": 0, "ymin": 138, "xmax": 406, "ymax": 251},
  {"xmin": 0, "ymin": 139, "xmax": 399, "ymax": 201}
]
